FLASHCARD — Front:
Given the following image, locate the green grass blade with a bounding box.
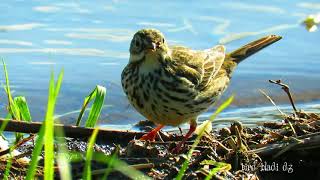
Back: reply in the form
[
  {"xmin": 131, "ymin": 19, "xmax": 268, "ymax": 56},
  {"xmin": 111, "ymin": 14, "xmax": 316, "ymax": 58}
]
[
  {"xmin": 25, "ymin": 69, "xmax": 64, "ymax": 180},
  {"xmin": 92, "ymin": 152, "xmax": 151, "ymax": 180},
  {"xmin": 2, "ymin": 60, "xmax": 20, "ymax": 120},
  {"xmin": 54, "ymin": 69, "xmax": 64, "ymax": 99},
  {"xmin": 44, "ymin": 70, "xmax": 64, "ymax": 180},
  {"xmin": 13, "ymin": 96, "xmax": 32, "ymax": 122},
  {"xmin": 68, "ymin": 151, "xmax": 84, "ymax": 162},
  {"xmin": 204, "ymin": 161, "xmax": 231, "ymax": 180},
  {"xmin": 175, "ymin": 96, "xmax": 234, "ymax": 180},
  {"xmin": 25, "ymin": 124, "xmax": 45, "ymax": 180},
  {"xmin": 55, "ymin": 120, "xmax": 72, "ymax": 180},
  {"xmin": 44, "ymin": 71, "xmax": 55, "ymax": 180},
  {"xmin": 0, "ymin": 116, "xmax": 11, "ymax": 135},
  {"xmin": 76, "ymin": 89, "xmax": 96, "ymax": 126},
  {"xmin": 76, "ymin": 85, "xmax": 106, "ymax": 127},
  {"xmin": 83, "ymin": 128, "xmax": 99, "ymax": 180},
  {"xmin": 102, "ymin": 152, "xmax": 117, "ymax": 179},
  {"xmin": 68, "ymin": 151, "xmax": 150, "ymax": 180},
  {"xmin": 2, "ymin": 60, "xmax": 25, "ymax": 142},
  {"xmin": 208, "ymin": 97, "xmax": 234, "ymax": 122},
  {"xmin": 4, "ymin": 152, "xmax": 13, "ymax": 179},
  {"xmin": 85, "ymin": 85, "xmax": 106, "ymax": 127}
]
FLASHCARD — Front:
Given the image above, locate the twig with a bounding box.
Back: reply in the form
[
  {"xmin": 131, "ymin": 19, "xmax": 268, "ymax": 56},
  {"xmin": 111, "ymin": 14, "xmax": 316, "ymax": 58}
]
[
  {"xmin": 269, "ymin": 80, "xmax": 298, "ymax": 115},
  {"xmin": 0, "ymin": 135, "xmax": 35, "ymax": 157},
  {"xmin": 297, "ymin": 131, "xmax": 320, "ymax": 139},
  {"xmin": 130, "ymin": 163, "xmax": 155, "ymax": 170},
  {"xmin": 272, "ymin": 140, "xmax": 301, "ymax": 159},
  {"xmin": 0, "ymin": 119, "xmax": 145, "ymax": 143},
  {"xmin": 235, "ymin": 126, "xmax": 242, "ymax": 150},
  {"xmin": 157, "ymin": 132, "xmax": 164, "ymax": 142},
  {"xmin": 259, "ymin": 89, "xmax": 286, "ymax": 117},
  {"xmin": 259, "ymin": 89, "xmax": 297, "ymax": 137},
  {"xmin": 178, "ymin": 127, "xmax": 183, "ymax": 136},
  {"xmin": 90, "ymin": 163, "xmax": 154, "ymax": 175},
  {"xmin": 250, "ymin": 133, "xmax": 320, "ymax": 156},
  {"xmin": 226, "ymin": 137, "xmax": 237, "ymax": 151},
  {"xmin": 12, "ymin": 150, "xmax": 33, "ymax": 161}
]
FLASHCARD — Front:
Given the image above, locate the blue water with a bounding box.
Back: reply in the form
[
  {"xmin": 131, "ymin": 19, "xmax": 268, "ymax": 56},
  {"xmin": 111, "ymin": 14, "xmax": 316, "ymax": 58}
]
[{"xmin": 0, "ymin": 0, "xmax": 319, "ymax": 128}]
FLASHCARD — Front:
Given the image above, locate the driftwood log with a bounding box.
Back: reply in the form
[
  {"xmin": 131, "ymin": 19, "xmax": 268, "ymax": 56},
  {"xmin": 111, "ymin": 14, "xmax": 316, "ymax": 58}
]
[
  {"xmin": 0, "ymin": 118, "xmax": 145, "ymax": 144},
  {"xmin": 251, "ymin": 132, "xmax": 320, "ymax": 157}
]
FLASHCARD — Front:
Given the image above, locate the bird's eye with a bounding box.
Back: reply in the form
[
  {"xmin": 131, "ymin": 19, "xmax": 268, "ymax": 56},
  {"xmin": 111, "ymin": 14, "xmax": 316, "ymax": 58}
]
[{"xmin": 162, "ymin": 38, "xmax": 165, "ymax": 43}]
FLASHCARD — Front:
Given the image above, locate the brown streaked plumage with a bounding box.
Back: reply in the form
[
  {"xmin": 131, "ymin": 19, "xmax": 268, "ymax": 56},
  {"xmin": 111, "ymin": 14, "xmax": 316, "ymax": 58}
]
[{"xmin": 121, "ymin": 29, "xmax": 281, "ymax": 152}]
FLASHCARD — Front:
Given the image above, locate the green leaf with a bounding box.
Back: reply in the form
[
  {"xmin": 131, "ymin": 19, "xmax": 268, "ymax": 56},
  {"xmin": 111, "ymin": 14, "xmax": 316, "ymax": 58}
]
[
  {"xmin": 55, "ymin": 120, "xmax": 72, "ymax": 180},
  {"xmin": 68, "ymin": 152, "xmax": 83, "ymax": 162},
  {"xmin": 2, "ymin": 60, "xmax": 20, "ymax": 120},
  {"xmin": 44, "ymin": 69, "xmax": 64, "ymax": 180},
  {"xmin": 69, "ymin": 151, "xmax": 150, "ymax": 180},
  {"xmin": 194, "ymin": 120, "xmax": 212, "ymax": 135},
  {"xmin": 175, "ymin": 96, "xmax": 234, "ymax": 180},
  {"xmin": 2, "ymin": 60, "xmax": 26, "ymax": 142},
  {"xmin": 26, "ymin": 124, "xmax": 45, "ymax": 180},
  {"xmin": 102, "ymin": 147, "xmax": 118, "ymax": 179},
  {"xmin": 26, "ymin": 69, "xmax": 64, "ymax": 180},
  {"xmin": 13, "ymin": 96, "xmax": 32, "ymax": 122},
  {"xmin": 54, "ymin": 69, "xmax": 64, "ymax": 99},
  {"xmin": 0, "ymin": 117, "xmax": 10, "ymax": 135},
  {"xmin": 4, "ymin": 151, "xmax": 13, "ymax": 179},
  {"xmin": 92, "ymin": 152, "xmax": 151, "ymax": 180},
  {"xmin": 202, "ymin": 160, "xmax": 231, "ymax": 180},
  {"xmin": 76, "ymin": 85, "xmax": 106, "ymax": 127},
  {"xmin": 83, "ymin": 128, "xmax": 99, "ymax": 180}
]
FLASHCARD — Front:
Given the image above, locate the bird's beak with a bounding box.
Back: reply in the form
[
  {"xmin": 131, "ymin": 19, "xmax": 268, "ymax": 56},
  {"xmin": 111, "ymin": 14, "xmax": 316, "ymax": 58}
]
[{"xmin": 146, "ymin": 42, "xmax": 157, "ymax": 52}]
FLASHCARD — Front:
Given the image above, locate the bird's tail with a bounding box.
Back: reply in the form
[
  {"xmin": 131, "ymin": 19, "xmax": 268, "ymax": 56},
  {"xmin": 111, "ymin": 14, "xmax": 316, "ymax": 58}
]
[{"xmin": 226, "ymin": 35, "xmax": 282, "ymax": 63}]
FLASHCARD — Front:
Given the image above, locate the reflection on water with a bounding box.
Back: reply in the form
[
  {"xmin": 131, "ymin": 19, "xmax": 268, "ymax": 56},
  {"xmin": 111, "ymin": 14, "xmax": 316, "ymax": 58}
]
[
  {"xmin": 207, "ymin": 100, "xmax": 320, "ymax": 129},
  {"xmin": 220, "ymin": 2, "xmax": 286, "ymax": 14},
  {"xmin": 0, "ymin": 0, "xmax": 319, "ymax": 129}
]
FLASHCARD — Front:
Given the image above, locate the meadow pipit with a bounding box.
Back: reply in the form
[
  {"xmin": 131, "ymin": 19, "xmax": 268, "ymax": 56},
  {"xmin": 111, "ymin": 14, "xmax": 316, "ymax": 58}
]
[{"xmin": 121, "ymin": 29, "xmax": 281, "ymax": 152}]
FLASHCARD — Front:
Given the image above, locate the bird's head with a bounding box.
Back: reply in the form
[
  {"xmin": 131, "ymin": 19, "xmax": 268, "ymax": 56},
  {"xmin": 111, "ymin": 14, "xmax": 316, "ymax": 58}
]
[{"xmin": 129, "ymin": 29, "xmax": 169, "ymax": 63}]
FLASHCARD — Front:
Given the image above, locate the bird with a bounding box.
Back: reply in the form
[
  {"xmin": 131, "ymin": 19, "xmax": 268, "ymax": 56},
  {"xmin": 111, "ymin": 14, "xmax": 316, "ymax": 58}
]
[{"xmin": 121, "ymin": 28, "xmax": 281, "ymax": 152}]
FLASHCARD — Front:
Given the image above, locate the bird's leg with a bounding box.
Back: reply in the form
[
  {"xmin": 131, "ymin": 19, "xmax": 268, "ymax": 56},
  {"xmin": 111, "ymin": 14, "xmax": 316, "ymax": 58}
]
[
  {"xmin": 140, "ymin": 124, "xmax": 165, "ymax": 141},
  {"xmin": 172, "ymin": 121, "xmax": 197, "ymax": 153}
]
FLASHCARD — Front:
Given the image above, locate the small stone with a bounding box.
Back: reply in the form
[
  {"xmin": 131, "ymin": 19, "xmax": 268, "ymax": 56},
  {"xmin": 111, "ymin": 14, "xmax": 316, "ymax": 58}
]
[
  {"xmin": 125, "ymin": 140, "xmax": 161, "ymax": 158},
  {"xmin": 219, "ymin": 127, "xmax": 231, "ymax": 137}
]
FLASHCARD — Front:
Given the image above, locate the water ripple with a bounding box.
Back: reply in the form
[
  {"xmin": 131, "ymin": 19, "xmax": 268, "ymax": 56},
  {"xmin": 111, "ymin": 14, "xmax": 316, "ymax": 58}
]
[
  {"xmin": 297, "ymin": 2, "xmax": 320, "ymax": 10},
  {"xmin": 0, "ymin": 39, "xmax": 33, "ymax": 46},
  {"xmin": 0, "ymin": 23, "xmax": 45, "ymax": 31},
  {"xmin": 221, "ymin": 2, "xmax": 286, "ymax": 14},
  {"xmin": 43, "ymin": 40, "xmax": 73, "ymax": 45},
  {"xmin": 0, "ymin": 48, "xmax": 128, "ymax": 58},
  {"xmin": 33, "ymin": 6, "xmax": 61, "ymax": 13}
]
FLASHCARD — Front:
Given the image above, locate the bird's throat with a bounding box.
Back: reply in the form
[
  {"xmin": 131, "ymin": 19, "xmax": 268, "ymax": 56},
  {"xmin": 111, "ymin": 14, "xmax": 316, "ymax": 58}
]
[{"xmin": 139, "ymin": 52, "xmax": 161, "ymax": 74}]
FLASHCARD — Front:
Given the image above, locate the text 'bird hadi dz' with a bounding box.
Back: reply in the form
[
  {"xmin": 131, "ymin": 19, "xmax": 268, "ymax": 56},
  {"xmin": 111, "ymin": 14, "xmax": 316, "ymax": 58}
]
[{"xmin": 121, "ymin": 29, "xmax": 281, "ymax": 152}]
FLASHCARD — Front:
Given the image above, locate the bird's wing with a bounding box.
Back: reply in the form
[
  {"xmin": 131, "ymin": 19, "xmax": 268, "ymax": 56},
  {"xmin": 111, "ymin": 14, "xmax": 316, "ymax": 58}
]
[
  {"xmin": 199, "ymin": 46, "xmax": 226, "ymax": 89},
  {"xmin": 170, "ymin": 45, "xmax": 226, "ymax": 89}
]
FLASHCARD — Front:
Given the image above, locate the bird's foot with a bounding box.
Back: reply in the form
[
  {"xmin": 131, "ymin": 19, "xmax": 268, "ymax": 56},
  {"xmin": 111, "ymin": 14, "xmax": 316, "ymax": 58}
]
[
  {"xmin": 171, "ymin": 123, "xmax": 197, "ymax": 154},
  {"xmin": 140, "ymin": 131, "xmax": 157, "ymax": 141},
  {"xmin": 140, "ymin": 124, "xmax": 164, "ymax": 141}
]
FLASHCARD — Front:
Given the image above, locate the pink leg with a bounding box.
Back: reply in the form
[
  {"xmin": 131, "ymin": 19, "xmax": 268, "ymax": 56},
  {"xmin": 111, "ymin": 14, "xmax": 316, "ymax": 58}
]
[
  {"xmin": 140, "ymin": 125, "xmax": 165, "ymax": 141},
  {"xmin": 172, "ymin": 122, "xmax": 197, "ymax": 153}
]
